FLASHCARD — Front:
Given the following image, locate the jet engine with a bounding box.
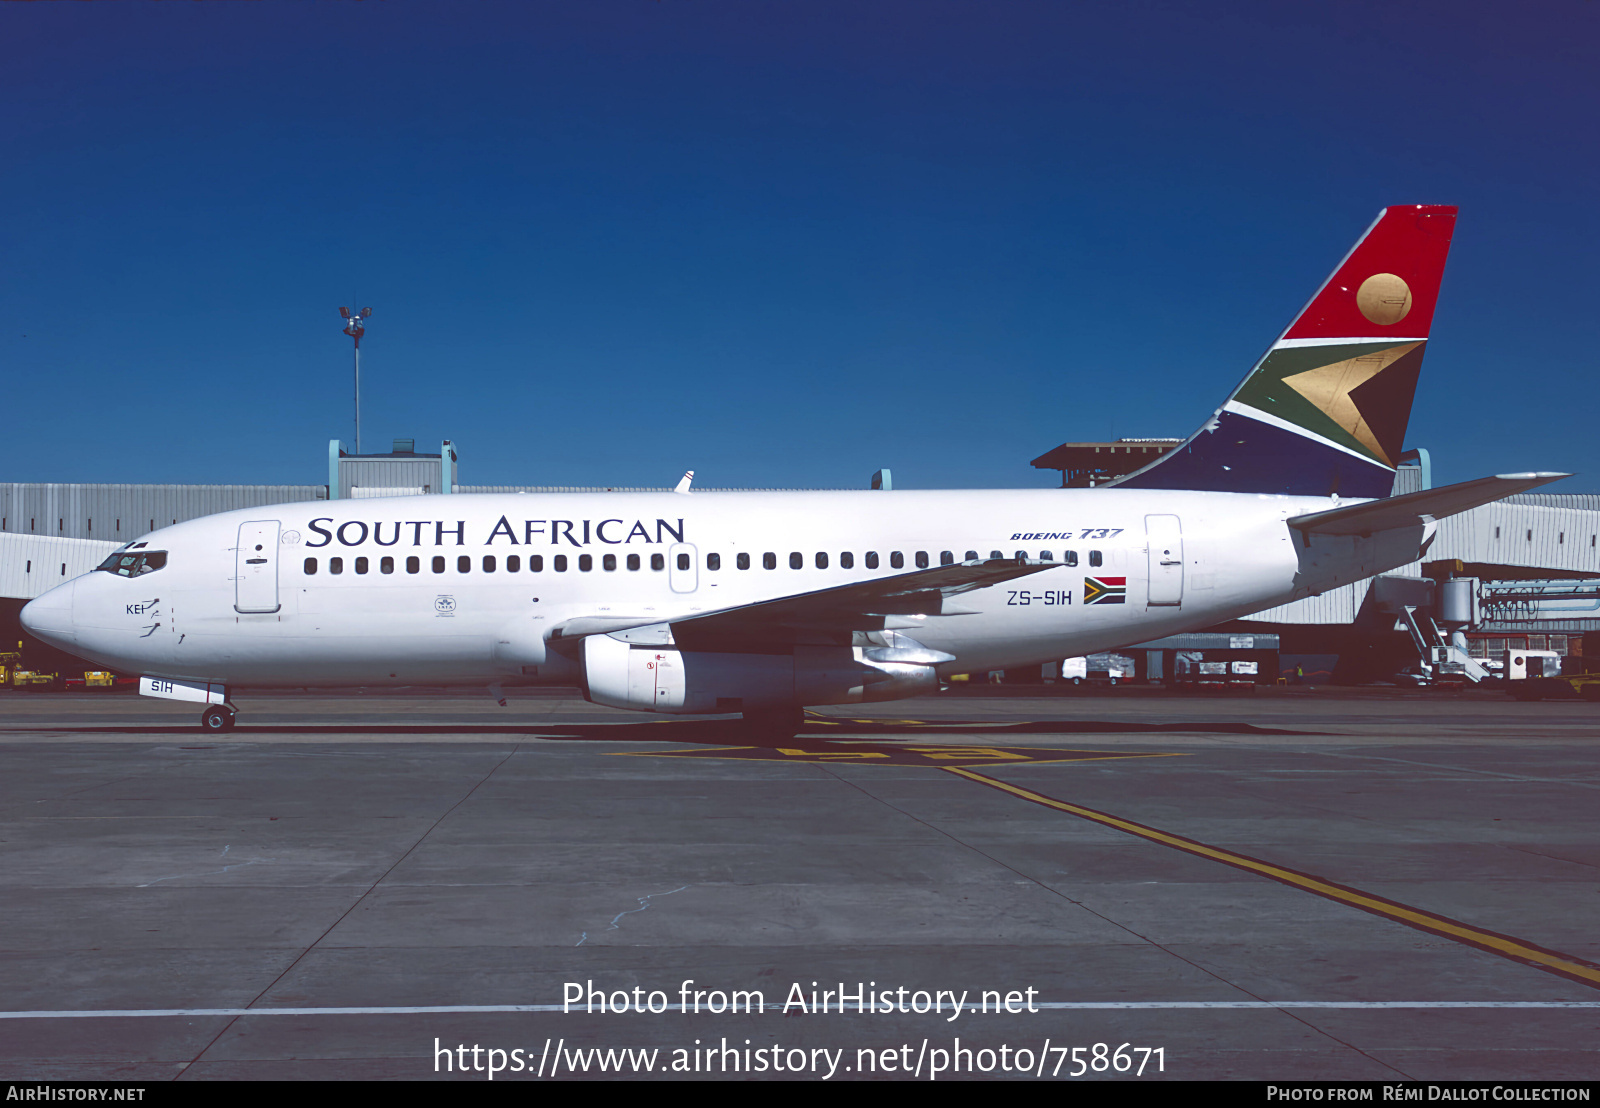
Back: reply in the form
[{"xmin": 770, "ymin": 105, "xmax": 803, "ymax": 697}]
[{"xmin": 581, "ymin": 633, "xmax": 949, "ymax": 713}]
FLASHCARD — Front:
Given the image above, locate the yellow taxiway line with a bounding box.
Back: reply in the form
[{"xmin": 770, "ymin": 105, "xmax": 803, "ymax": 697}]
[{"xmin": 945, "ymin": 766, "xmax": 1600, "ymax": 991}]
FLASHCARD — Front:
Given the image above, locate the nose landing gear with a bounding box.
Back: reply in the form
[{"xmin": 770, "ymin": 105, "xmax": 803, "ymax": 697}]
[{"xmin": 200, "ymin": 705, "xmax": 237, "ymax": 732}]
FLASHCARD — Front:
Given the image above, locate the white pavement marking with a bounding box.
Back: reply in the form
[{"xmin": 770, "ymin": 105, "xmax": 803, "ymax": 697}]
[{"xmin": 3, "ymin": 1001, "xmax": 1600, "ymax": 1019}]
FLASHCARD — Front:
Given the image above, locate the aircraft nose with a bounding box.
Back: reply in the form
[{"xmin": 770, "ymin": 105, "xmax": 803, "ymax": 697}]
[{"xmin": 21, "ymin": 579, "xmax": 77, "ymax": 647}]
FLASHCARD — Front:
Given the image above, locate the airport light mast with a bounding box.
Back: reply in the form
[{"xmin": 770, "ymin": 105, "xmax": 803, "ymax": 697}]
[{"xmin": 339, "ymin": 306, "xmax": 372, "ymax": 455}]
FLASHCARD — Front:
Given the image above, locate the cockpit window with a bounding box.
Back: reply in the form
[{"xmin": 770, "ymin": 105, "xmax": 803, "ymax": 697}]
[{"xmin": 96, "ymin": 550, "xmax": 168, "ymax": 577}]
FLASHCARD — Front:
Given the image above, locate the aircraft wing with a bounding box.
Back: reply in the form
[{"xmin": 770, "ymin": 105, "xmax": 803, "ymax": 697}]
[
  {"xmin": 1287, "ymin": 472, "xmax": 1569, "ymax": 537},
  {"xmin": 668, "ymin": 558, "xmax": 1064, "ymax": 650},
  {"xmin": 551, "ymin": 558, "xmax": 1065, "ymax": 651}
]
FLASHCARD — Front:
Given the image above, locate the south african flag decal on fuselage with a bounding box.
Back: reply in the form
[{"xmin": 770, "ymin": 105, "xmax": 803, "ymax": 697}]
[{"xmin": 1084, "ymin": 577, "xmax": 1127, "ymax": 605}]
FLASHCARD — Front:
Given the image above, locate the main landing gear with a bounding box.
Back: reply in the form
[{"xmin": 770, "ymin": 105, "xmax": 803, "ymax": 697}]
[{"xmin": 200, "ymin": 704, "xmax": 237, "ymax": 732}]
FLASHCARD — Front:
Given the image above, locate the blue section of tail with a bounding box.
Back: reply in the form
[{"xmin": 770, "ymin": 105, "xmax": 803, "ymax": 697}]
[{"xmin": 1118, "ymin": 410, "xmax": 1396, "ymax": 498}]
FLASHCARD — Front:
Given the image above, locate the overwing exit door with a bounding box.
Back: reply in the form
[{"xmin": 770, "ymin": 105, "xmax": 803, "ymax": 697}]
[
  {"xmin": 668, "ymin": 542, "xmax": 698, "ymax": 593},
  {"xmin": 235, "ymin": 520, "xmax": 282, "ymax": 613},
  {"xmin": 1146, "ymin": 514, "xmax": 1184, "ymax": 606}
]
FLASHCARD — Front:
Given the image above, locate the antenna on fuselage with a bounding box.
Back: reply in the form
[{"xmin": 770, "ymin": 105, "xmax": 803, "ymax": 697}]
[{"xmin": 674, "ymin": 470, "xmax": 694, "ymax": 495}]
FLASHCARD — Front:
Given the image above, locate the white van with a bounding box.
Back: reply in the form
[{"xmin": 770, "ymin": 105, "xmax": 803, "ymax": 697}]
[
  {"xmin": 1506, "ymin": 650, "xmax": 1562, "ymax": 681},
  {"xmin": 1060, "ymin": 654, "xmax": 1132, "ymax": 686}
]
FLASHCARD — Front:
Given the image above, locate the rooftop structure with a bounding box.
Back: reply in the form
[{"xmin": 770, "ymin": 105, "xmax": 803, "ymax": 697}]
[{"xmin": 1030, "ymin": 439, "xmax": 1181, "ymax": 487}]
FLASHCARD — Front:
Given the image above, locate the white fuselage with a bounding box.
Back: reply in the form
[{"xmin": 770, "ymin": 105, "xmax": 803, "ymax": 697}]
[{"xmin": 24, "ymin": 487, "xmax": 1427, "ymax": 700}]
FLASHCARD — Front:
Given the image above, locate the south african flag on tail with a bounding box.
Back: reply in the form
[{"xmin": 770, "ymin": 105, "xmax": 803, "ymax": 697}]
[{"xmin": 1084, "ymin": 577, "xmax": 1126, "ymax": 605}]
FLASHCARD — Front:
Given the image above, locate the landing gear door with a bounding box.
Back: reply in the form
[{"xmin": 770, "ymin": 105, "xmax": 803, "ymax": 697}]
[
  {"xmin": 1146, "ymin": 514, "xmax": 1183, "ymax": 607},
  {"xmin": 235, "ymin": 520, "xmax": 282, "ymax": 614},
  {"xmin": 668, "ymin": 542, "xmax": 698, "ymax": 594}
]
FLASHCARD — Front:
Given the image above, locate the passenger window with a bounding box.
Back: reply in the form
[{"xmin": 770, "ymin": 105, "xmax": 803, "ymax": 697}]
[
  {"xmin": 381, "ymin": 556, "xmax": 394, "ymax": 574},
  {"xmin": 1064, "ymin": 550, "xmax": 1078, "ymax": 567},
  {"xmin": 407, "ymin": 556, "xmax": 420, "ymax": 574},
  {"xmin": 432, "ymin": 556, "xmax": 446, "ymax": 573},
  {"xmin": 579, "ymin": 554, "xmax": 593, "ymax": 571},
  {"xmin": 554, "ymin": 555, "xmax": 568, "ymax": 572},
  {"xmin": 1014, "ymin": 550, "xmax": 1027, "ymax": 561},
  {"xmin": 989, "ymin": 550, "xmax": 1003, "ymax": 560},
  {"xmin": 916, "ymin": 551, "xmax": 929, "ymax": 569},
  {"xmin": 304, "ymin": 557, "xmax": 318, "ymax": 575},
  {"xmin": 330, "ymin": 557, "xmax": 344, "ymax": 575},
  {"xmin": 483, "ymin": 555, "xmax": 496, "ymax": 573},
  {"xmin": 890, "ymin": 552, "xmax": 904, "ymax": 569},
  {"xmin": 866, "ymin": 551, "xmax": 879, "ymax": 569},
  {"xmin": 840, "ymin": 552, "xmax": 853, "ymax": 569},
  {"xmin": 627, "ymin": 553, "xmax": 640, "ymax": 571},
  {"xmin": 355, "ymin": 556, "xmax": 369, "ymax": 574},
  {"xmin": 736, "ymin": 552, "xmax": 750, "ymax": 570},
  {"xmin": 815, "ymin": 552, "xmax": 828, "ymax": 569},
  {"xmin": 530, "ymin": 555, "xmax": 544, "ymax": 572},
  {"xmin": 789, "ymin": 552, "xmax": 802, "ymax": 569},
  {"xmin": 706, "ymin": 553, "xmax": 720, "ymax": 570},
  {"xmin": 458, "ymin": 555, "xmax": 471, "ymax": 573},
  {"xmin": 603, "ymin": 553, "xmax": 616, "ymax": 571},
  {"xmin": 763, "ymin": 552, "xmax": 776, "ymax": 570},
  {"xmin": 677, "ymin": 553, "xmax": 690, "ymax": 571},
  {"xmin": 506, "ymin": 555, "xmax": 520, "ymax": 572},
  {"xmin": 1089, "ymin": 550, "xmax": 1103, "ymax": 567},
  {"xmin": 1039, "ymin": 551, "xmax": 1053, "ymax": 561},
  {"xmin": 965, "ymin": 550, "xmax": 978, "ymax": 562},
  {"xmin": 939, "ymin": 551, "xmax": 953, "ymax": 566},
  {"xmin": 651, "ymin": 553, "xmax": 665, "ymax": 571}
]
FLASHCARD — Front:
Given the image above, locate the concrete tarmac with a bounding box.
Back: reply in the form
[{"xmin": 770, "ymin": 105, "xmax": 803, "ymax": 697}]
[{"xmin": 1, "ymin": 686, "xmax": 1597, "ymax": 1082}]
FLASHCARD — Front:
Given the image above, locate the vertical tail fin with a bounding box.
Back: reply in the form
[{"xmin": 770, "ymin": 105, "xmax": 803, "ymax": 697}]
[{"xmin": 1113, "ymin": 205, "xmax": 1457, "ymax": 498}]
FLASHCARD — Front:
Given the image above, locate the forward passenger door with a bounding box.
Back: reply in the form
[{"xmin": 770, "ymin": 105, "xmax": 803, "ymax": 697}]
[{"xmin": 235, "ymin": 520, "xmax": 282, "ymax": 613}]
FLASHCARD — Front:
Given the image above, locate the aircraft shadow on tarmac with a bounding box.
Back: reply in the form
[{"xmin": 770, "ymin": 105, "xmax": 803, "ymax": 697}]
[{"xmin": 13, "ymin": 713, "xmax": 1321, "ymax": 747}]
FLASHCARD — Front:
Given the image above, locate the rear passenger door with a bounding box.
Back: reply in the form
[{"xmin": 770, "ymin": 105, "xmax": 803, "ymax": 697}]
[{"xmin": 1145, "ymin": 514, "xmax": 1184, "ymax": 607}]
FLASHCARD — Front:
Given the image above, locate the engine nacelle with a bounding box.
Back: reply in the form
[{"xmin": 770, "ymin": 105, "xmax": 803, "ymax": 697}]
[{"xmin": 581, "ymin": 635, "xmax": 938, "ymax": 714}]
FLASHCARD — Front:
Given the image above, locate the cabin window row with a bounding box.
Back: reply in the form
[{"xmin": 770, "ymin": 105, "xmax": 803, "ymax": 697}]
[
  {"xmin": 716, "ymin": 549, "xmax": 1102, "ymax": 570},
  {"xmin": 301, "ymin": 548, "xmax": 1104, "ymax": 577}
]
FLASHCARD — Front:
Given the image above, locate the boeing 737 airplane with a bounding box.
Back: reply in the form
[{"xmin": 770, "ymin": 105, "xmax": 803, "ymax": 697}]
[{"xmin": 20, "ymin": 205, "xmax": 1566, "ymax": 733}]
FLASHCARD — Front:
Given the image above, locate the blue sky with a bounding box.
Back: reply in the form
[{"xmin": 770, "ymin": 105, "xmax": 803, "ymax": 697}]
[{"xmin": 3, "ymin": 1, "xmax": 1595, "ymax": 491}]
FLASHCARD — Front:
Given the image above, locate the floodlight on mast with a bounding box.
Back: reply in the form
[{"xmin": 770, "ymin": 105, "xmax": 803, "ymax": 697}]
[{"xmin": 338, "ymin": 306, "xmax": 373, "ymax": 454}]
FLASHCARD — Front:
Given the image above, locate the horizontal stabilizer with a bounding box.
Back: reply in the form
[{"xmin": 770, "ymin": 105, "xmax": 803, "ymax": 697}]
[{"xmin": 1287, "ymin": 473, "xmax": 1569, "ymax": 536}]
